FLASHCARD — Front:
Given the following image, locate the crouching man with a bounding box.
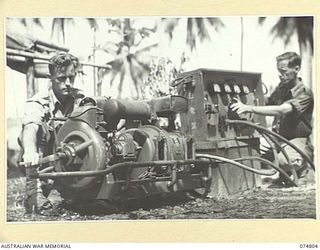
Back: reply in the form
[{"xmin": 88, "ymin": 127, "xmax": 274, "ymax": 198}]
[
  {"xmin": 18, "ymin": 52, "xmax": 83, "ymax": 213},
  {"xmin": 230, "ymin": 52, "xmax": 314, "ymax": 187}
]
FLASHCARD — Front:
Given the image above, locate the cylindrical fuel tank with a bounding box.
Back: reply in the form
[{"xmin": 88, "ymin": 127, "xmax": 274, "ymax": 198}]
[{"xmin": 81, "ymin": 96, "xmax": 151, "ymax": 121}]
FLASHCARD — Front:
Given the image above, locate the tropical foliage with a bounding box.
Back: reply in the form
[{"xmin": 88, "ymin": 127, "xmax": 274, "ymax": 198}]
[
  {"xmin": 259, "ymin": 16, "xmax": 313, "ymax": 54},
  {"xmin": 96, "ymin": 18, "xmax": 158, "ymax": 98},
  {"xmin": 142, "ymin": 58, "xmax": 178, "ymax": 99},
  {"xmin": 162, "ymin": 17, "xmax": 225, "ymax": 51},
  {"xmin": 259, "ymin": 16, "xmax": 314, "ymax": 87}
]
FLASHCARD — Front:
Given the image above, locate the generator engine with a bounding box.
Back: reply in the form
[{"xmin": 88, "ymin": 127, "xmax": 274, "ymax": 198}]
[
  {"xmin": 33, "ymin": 69, "xmax": 274, "ymax": 201},
  {"xmin": 51, "ymin": 95, "xmax": 201, "ymax": 199}
]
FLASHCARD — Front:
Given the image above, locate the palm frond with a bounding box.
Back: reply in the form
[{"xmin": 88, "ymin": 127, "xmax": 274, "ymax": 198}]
[
  {"xmin": 21, "ymin": 19, "xmax": 27, "ymax": 26},
  {"xmin": 117, "ymin": 67, "xmax": 126, "ymax": 98},
  {"xmin": 162, "ymin": 18, "xmax": 180, "ymax": 39},
  {"xmin": 186, "ymin": 18, "xmax": 196, "ymax": 51},
  {"xmin": 206, "ymin": 17, "xmax": 225, "ymax": 31},
  {"xmin": 138, "ymin": 26, "xmax": 157, "ymax": 38},
  {"xmin": 295, "ymin": 16, "xmax": 313, "ymax": 53},
  {"xmin": 19, "ymin": 18, "xmax": 43, "ymax": 28},
  {"xmin": 51, "ymin": 18, "xmax": 75, "ymax": 44},
  {"xmin": 109, "ymin": 60, "xmax": 123, "ymax": 87},
  {"xmin": 134, "ymin": 43, "xmax": 158, "ymax": 55},
  {"xmin": 131, "ymin": 56, "xmax": 150, "ymax": 72},
  {"xmin": 106, "ymin": 18, "xmax": 122, "ymax": 29},
  {"xmin": 162, "ymin": 17, "xmax": 224, "ymax": 51},
  {"xmin": 258, "ymin": 17, "xmax": 267, "ymax": 25},
  {"xmin": 270, "ymin": 17, "xmax": 295, "ymax": 46},
  {"xmin": 86, "ymin": 18, "xmax": 99, "ymax": 30},
  {"xmin": 128, "ymin": 59, "xmax": 144, "ymax": 98},
  {"xmin": 196, "ymin": 18, "xmax": 210, "ymax": 41},
  {"xmin": 262, "ymin": 16, "xmax": 313, "ymax": 54}
]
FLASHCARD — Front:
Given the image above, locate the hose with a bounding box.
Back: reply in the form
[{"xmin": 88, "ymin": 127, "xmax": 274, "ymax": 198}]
[
  {"xmin": 196, "ymin": 154, "xmax": 276, "ymax": 176},
  {"xmin": 33, "ymin": 154, "xmax": 277, "ymax": 179},
  {"xmin": 204, "ymin": 154, "xmax": 279, "ymax": 174},
  {"xmin": 261, "ymin": 132, "xmax": 298, "ymax": 181},
  {"xmin": 232, "ymin": 155, "xmax": 296, "ymax": 187},
  {"xmin": 198, "ymin": 153, "xmax": 296, "ymax": 187},
  {"xmin": 257, "ymin": 129, "xmax": 296, "ymax": 184},
  {"xmin": 31, "ymin": 159, "xmax": 211, "ymax": 179},
  {"xmin": 260, "ymin": 133, "xmax": 279, "ymax": 168},
  {"xmin": 68, "ymin": 106, "xmax": 103, "ymax": 118},
  {"xmin": 211, "ymin": 153, "xmax": 296, "ymax": 185},
  {"xmin": 226, "ymin": 119, "xmax": 315, "ymax": 171},
  {"xmin": 232, "ymin": 156, "xmax": 277, "ymax": 173}
]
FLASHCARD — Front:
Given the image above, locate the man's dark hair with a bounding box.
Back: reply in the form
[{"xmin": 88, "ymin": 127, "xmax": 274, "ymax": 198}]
[
  {"xmin": 276, "ymin": 52, "xmax": 301, "ymax": 68},
  {"xmin": 48, "ymin": 51, "xmax": 79, "ymax": 76}
]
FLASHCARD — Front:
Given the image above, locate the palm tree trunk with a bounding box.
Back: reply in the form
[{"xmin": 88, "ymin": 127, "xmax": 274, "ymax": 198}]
[
  {"xmin": 26, "ymin": 59, "xmax": 37, "ymax": 98},
  {"xmin": 92, "ymin": 27, "xmax": 97, "ymax": 95},
  {"xmin": 25, "ymin": 19, "xmax": 38, "ymax": 97},
  {"xmin": 300, "ymin": 42, "xmax": 313, "ymax": 88}
]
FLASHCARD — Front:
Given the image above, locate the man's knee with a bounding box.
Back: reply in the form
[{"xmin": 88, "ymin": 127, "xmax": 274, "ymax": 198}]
[{"xmin": 277, "ymin": 139, "xmax": 306, "ymax": 171}]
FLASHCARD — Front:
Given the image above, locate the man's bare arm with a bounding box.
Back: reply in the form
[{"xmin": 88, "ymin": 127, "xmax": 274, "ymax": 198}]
[
  {"xmin": 250, "ymin": 103, "xmax": 292, "ymax": 116},
  {"xmin": 230, "ymin": 98, "xmax": 293, "ymax": 116}
]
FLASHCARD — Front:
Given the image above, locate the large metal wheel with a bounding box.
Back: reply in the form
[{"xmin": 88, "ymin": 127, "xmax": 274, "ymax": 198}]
[{"xmin": 54, "ymin": 119, "xmax": 107, "ymax": 195}]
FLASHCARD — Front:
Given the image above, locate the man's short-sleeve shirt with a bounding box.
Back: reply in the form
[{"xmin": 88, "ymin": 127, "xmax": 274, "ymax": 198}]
[
  {"xmin": 267, "ymin": 78, "xmax": 313, "ymax": 140},
  {"xmin": 22, "ymin": 90, "xmax": 75, "ymax": 129}
]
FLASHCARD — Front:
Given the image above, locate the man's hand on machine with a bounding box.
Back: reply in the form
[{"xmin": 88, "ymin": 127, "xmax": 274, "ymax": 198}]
[
  {"xmin": 22, "ymin": 152, "xmax": 40, "ymax": 166},
  {"xmin": 230, "ymin": 98, "xmax": 254, "ymax": 114}
]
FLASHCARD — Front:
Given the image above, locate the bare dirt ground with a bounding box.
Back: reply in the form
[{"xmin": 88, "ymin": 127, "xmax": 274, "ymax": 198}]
[{"xmin": 6, "ymin": 171, "xmax": 316, "ymax": 222}]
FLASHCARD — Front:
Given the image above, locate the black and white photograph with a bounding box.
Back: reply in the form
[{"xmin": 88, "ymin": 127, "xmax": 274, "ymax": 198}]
[{"xmin": 5, "ymin": 16, "xmax": 316, "ymax": 222}]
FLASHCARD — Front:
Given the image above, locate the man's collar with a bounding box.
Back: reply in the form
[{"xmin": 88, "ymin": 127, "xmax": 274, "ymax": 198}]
[
  {"xmin": 290, "ymin": 77, "xmax": 305, "ymax": 98},
  {"xmin": 49, "ymin": 89, "xmax": 61, "ymax": 112},
  {"xmin": 278, "ymin": 77, "xmax": 301, "ymax": 90},
  {"xmin": 50, "ymin": 90, "xmax": 60, "ymax": 104}
]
